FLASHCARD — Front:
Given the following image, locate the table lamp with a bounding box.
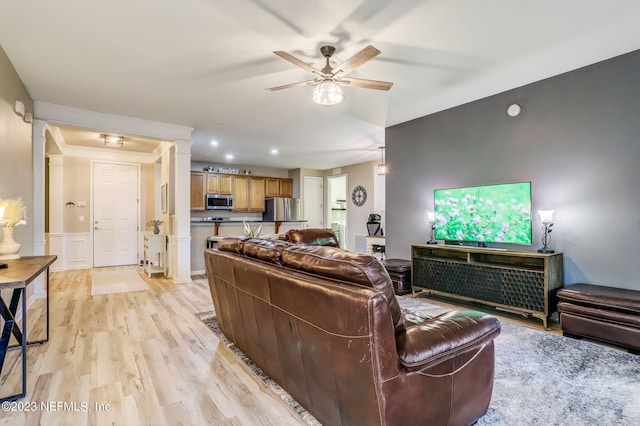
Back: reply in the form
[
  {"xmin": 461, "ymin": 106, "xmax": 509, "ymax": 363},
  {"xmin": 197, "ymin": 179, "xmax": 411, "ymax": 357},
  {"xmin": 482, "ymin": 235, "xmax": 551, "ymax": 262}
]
[
  {"xmin": 426, "ymin": 211, "xmax": 437, "ymax": 244},
  {"xmin": 537, "ymin": 209, "xmax": 555, "ymax": 253}
]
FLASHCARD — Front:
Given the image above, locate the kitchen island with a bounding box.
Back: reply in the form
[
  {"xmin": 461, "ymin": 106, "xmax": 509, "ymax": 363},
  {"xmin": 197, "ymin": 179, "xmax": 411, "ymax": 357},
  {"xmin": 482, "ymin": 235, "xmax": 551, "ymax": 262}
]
[
  {"xmin": 191, "ymin": 218, "xmax": 307, "ymax": 236},
  {"xmin": 190, "ymin": 219, "xmax": 306, "ymax": 274}
]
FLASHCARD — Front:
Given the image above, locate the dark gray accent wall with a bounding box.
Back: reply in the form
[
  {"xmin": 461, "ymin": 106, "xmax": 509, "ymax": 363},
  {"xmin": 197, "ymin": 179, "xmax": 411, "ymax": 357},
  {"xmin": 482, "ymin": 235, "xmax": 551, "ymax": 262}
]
[{"xmin": 386, "ymin": 49, "xmax": 640, "ymax": 290}]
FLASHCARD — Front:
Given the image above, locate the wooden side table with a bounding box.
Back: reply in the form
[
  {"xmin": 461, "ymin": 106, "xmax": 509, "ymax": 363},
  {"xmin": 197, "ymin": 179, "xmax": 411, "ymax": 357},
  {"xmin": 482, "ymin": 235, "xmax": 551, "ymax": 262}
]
[{"xmin": 0, "ymin": 255, "xmax": 56, "ymax": 401}]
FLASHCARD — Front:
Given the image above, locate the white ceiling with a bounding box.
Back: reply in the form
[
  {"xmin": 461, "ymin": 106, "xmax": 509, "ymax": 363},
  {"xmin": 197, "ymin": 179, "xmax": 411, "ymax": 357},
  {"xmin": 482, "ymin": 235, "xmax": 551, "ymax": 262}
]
[{"xmin": 1, "ymin": 1, "xmax": 639, "ymax": 170}]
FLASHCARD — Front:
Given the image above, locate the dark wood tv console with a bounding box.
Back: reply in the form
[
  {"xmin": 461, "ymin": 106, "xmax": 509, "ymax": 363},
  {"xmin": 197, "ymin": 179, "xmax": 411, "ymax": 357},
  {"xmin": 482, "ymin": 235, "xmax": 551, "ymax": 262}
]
[{"xmin": 412, "ymin": 244, "xmax": 563, "ymax": 329}]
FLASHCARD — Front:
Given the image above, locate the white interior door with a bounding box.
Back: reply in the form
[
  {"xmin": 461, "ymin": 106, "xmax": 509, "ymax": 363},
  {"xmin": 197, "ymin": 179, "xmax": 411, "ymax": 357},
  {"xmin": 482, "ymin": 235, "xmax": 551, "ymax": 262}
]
[
  {"xmin": 303, "ymin": 176, "xmax": 323, "ymax": 228},
  {"xmin": 93, "ymin": 162, "xmax": 139, "ymax": 267}
]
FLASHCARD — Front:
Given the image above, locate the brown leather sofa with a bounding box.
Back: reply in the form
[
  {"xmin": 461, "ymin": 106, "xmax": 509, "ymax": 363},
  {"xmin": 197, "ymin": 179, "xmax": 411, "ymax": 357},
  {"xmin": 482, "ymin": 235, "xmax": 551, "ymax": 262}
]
[
  {"xmin": 285, "ymin": 227, "xmax": 340, "ymax": 247},
  {"xmin": 205, "ymin": 237, "xmax": 501, "ymax": 426}
]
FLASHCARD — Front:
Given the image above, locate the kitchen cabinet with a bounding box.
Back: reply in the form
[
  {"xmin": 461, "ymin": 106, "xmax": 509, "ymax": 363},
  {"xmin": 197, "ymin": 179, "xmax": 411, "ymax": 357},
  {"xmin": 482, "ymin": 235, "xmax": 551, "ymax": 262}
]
[
  {"xmin": 265, "ymin": 178, "xmax": 279, "ymax": 196},
  {"xmin": 279, "ymin": 179, "xmax": 293, "ymax": 197},
  {"xmin": 249, "ymin": 177, "xmax": 266, "ymax": 210},
  {"xmin": 207, "ymin": 173, "xmax": 233, "ymax": 195},
  {"xmin": 192, "ymin": 170, "xmax": 288, "ymax": 211},
  {"xmin": 234, "ymin": 175, "xmax": 266, "ymax": 211},
  {"xmin": 219, "ymin": 174, "xmax": 233, "ymax": 194},
  {"xmin": 206, "ymin": 173, "xmax": 219, "ymax": 194},
  {"xmin": 233, "ymin": 175, "xmax": 249, "ymax": 210},
  {"xmin": 265, "ymin": 178, "xmax": 293, "ymax": 197},
  {"xmin": 190, "ymin": 172, "xmax": 206, "ymax": 210}
]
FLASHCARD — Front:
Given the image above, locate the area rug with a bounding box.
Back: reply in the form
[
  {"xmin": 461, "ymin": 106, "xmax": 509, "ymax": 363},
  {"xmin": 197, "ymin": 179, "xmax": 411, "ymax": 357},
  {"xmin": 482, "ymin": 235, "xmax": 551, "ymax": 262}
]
[
  {"xmin": 91, "ymin": 269, "xmax": 150, "ymax": 296},
  {"xmin": 198, "ymin": 297, "xmax": 640, "ymax": 426}
]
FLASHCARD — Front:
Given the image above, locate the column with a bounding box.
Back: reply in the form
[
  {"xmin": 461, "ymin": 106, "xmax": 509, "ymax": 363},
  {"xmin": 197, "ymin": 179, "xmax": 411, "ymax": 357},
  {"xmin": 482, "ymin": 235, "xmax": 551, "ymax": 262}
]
[
  {"xmin": 32, "ymin": 119, "xmax": 46, "ymax": 256},
  {"xmin": 48, "ymin": 155, "xmax": 64, "ymax": 272},
  {"xmin": 173, "ymin": 139, "xmax": 192, "ymax": 283},
  {"xmin": 31, "ymin": 120, "xmax": 47, "ymax": 297}
]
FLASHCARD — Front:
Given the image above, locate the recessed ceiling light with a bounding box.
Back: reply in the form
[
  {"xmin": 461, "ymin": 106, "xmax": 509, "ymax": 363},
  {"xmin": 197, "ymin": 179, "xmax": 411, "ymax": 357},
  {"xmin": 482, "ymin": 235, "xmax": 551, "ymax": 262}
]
[
  {"xmin": 225, "ymin": 154, "xmax": 234, "ymax": 160},
  {"xmin": 210, "ymin": 140, "xmax": 219, "ymax": 147},
  {"xmin": 270, "ymin": 148, "xmax": 279, "ymax": 155}
]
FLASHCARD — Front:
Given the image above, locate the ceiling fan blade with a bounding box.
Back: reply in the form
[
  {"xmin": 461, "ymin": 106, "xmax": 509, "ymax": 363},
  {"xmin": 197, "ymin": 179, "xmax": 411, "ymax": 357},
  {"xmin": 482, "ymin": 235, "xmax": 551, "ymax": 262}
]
[
  {"xmin": 340, "ymin": 77, "xmax": 393, "ymax": 91},
  {"xmin": 273, "ymin": 51, "xmax": 323, "ymax": 75},
  {"xmin": 266, "ymin": 79, "xmax": 317, "ymax": 91},
  {"xmin": 332, "ymin": 45, "xmax": 381, "ymax": 76}
]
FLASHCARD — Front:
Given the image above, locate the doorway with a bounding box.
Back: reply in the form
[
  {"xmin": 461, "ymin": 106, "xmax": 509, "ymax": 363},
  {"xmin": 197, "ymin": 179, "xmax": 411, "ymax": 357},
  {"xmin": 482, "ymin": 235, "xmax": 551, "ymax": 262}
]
[
  {"xmin": 327, "ymin": 174, "xmax": 347, "ymax": 249},
  {"xmin": 303, "ymin": 176, "xmax": 323, "ymax": 229},
  {"xmin": 92, "ymin": 162, "xmax": 139, "ymax": 267}
]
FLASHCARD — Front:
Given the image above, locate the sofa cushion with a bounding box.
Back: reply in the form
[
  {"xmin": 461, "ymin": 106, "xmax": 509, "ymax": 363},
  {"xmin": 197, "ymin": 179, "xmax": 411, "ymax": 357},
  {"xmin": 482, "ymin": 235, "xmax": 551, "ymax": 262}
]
[
  {"xmin": 281, "ymin": 245, "xmax": 404, "ymax": 333},
  {"xmin": 285, "ymin": 228, "xmax": 340, "ymax": 248},
  {"xmin": 217, "ymin": 236, "xmax": 250, "ymax": 254},
  {"xmin": 242, "ymin": 238, "xmax": 292, "ymax": 264}
]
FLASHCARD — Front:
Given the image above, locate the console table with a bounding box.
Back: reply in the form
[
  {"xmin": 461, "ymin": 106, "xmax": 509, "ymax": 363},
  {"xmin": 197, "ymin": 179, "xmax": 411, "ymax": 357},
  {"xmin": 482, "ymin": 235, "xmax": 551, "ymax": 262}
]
[
  {"xmin": 412, "ymin": 245, "xmax": 563, "ymax": 329},
  {"xmin": 0, "ymin": 255, "xmax": 56, "ymax": 401}
]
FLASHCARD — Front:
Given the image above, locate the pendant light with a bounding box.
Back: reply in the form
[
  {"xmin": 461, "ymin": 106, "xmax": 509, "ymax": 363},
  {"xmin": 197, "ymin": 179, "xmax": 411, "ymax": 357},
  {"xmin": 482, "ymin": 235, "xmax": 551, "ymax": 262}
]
[{"xmin": 377, "ymin": 146, "xmax": 387, "ymax": 175}]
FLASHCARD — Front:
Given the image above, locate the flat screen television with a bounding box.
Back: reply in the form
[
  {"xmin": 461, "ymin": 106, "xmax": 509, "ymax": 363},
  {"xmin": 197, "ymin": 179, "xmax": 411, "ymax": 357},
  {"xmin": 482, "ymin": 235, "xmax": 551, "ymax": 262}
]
[{"xmin": 433, "ymin": 182, "xmax": 532, "ymax": 245}]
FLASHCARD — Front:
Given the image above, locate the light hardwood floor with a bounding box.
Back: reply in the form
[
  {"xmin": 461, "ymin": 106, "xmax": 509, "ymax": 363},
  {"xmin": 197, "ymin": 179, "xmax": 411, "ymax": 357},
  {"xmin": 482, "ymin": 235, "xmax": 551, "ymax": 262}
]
[
  {"xmin": 0, "ymin": 267, "xmax": 306, "ymax": 426},
  {"xmin": 2, "ymin": 267, "xmax": 626, "ymax": 426}
]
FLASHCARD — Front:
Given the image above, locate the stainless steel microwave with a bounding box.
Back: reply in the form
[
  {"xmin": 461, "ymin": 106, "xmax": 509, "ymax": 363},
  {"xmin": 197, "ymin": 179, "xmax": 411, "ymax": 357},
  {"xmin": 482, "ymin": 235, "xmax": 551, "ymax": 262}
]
[{"xmin": 206, "ymin": 194, "xmax": 233, "ymax": 210}]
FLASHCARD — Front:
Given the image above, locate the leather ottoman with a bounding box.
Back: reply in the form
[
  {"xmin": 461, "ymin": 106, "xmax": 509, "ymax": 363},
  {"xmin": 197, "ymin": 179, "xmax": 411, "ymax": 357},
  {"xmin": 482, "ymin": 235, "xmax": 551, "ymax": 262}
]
[
  {"xmin": 381, "ymin": 258, "xmax": 412, "ymax": 295},
  {"xmin": 557, "ymin": 283, "xmax": 640, "ymax": 354}
]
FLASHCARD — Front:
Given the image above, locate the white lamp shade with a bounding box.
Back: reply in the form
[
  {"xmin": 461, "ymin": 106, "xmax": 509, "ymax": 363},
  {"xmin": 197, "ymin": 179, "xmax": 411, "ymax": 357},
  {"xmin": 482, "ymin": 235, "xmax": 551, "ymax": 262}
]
[
  {"xmin": 427, "ymin": 211, "xmax": 435, "ymax": 223},
  {"xmin": 538, "ymin": 209, "xmax": 554, "ymax": 223},
  {"xmin": 312, "ymin": 81, "xmax": 344, "ymax": 105}
]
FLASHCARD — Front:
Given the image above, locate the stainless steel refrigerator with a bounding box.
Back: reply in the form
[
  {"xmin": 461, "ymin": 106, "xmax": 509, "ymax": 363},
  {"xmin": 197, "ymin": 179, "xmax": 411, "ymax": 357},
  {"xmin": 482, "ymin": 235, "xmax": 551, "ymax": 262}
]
[{"xmin": 263, "ymin": 198, "xmax": 301, "ymax": 221}]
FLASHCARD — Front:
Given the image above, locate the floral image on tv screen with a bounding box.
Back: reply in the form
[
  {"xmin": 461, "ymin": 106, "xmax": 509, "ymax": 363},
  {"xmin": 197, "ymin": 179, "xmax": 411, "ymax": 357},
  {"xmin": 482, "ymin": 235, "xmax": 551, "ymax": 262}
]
[{"xmin": 433, "ymin": 182, "xmax": 532, "ymax": 245}]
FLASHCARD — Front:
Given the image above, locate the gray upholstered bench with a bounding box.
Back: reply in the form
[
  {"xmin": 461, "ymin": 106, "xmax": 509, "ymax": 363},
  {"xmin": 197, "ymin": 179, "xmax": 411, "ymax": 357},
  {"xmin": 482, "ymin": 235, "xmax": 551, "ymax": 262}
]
[{"xmin": 557, "ymin": 284, "xmax": 640, "ymax": 354}]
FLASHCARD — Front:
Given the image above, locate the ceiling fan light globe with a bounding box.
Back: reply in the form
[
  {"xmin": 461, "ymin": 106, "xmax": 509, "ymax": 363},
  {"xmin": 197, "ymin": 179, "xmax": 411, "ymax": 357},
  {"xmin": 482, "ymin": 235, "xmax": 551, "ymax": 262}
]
[{"xmin": 312, "ymin": 81, "xmax": 344, "ymax": 105}]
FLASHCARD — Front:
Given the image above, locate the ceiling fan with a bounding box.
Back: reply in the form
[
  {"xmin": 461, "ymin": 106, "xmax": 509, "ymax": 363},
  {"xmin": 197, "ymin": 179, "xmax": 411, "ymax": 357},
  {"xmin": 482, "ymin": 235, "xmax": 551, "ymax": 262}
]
[{"xmin": 266, "ymin": 45, "xmax": 393, "ymax": 105}]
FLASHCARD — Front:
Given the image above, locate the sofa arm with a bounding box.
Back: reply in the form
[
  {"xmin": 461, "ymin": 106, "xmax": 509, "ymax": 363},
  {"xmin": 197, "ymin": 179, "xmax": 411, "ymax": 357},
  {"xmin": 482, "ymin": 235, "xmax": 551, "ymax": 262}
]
[{"xmin": 397, "ymin": 309, "xmax": 501, "ymax": 371}]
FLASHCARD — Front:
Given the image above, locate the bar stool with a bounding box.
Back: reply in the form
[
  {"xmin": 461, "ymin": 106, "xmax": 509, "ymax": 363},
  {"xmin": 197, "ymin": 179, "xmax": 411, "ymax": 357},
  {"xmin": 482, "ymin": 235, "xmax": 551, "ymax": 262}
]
[{"xmin": 372, "ymin": 244, "xmax": 385, "ymax": 260}]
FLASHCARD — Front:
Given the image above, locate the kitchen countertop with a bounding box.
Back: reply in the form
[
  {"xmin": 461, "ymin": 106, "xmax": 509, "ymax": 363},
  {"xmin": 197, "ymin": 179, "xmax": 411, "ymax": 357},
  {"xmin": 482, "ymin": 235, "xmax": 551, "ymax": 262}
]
[
  {"xmin": 191, "ymin": 219, "xmax": 306, "ymax": 235},
  {"xmin": 191, "ymin": 219, "xmax": 306, "ymax": 224}
]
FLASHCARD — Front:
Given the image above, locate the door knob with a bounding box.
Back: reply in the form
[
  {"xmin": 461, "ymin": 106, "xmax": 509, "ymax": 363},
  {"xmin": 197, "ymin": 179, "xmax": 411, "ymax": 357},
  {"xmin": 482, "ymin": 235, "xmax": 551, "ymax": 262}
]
[{"xmin": 94, "ymin": 226, "xmax": 100, "ymax": 231}]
